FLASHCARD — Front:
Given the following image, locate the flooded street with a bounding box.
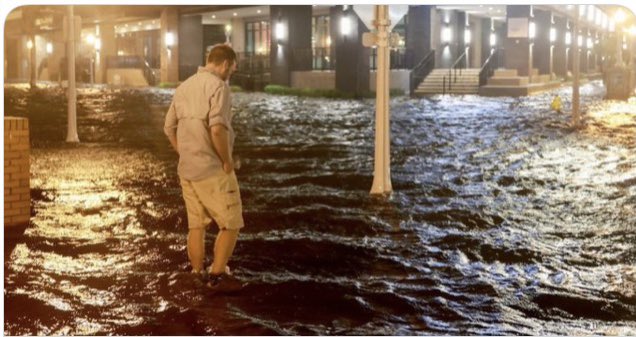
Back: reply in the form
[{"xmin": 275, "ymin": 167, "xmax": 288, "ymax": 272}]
[{"xmin": 4, "ymin": 82, "xmax": 636, "ymax": 335}]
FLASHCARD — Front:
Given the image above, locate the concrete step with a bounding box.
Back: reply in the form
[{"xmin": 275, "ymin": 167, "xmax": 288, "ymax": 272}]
[
  {"xmin": 494, "ymin": 69, "xmax": 518, "ymax": 77},
  {"xmin": 530, "ymin": 74, "xmax": 551, "ymax": 83},
  {"xmin": 487, "ymin": 77, "xmax": 529, "ymax": 86}
]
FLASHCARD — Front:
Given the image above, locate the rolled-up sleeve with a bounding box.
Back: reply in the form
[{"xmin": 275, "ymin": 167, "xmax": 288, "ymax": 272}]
[
  {"xmin": 164, "ymin": 100, "xmax": 178, "ymax": 138},
  {"xmin": 208, "ymin": 83, "xmax": 231, "ymax": 130}
]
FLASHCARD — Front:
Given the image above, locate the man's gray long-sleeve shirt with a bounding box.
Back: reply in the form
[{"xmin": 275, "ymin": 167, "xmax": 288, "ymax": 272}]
[{"xmin": 164, "ymin": 67, "xmax": 235, "ymax": 181}]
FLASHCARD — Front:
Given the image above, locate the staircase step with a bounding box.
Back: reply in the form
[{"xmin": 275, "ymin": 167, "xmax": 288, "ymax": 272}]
[
  {"xmin": 494, "ymin": 69, "xmax": 518, "ymax": 77},
  {"xmin": 488, "ymin": 77, "xmax": 529, "ymax": 86}
]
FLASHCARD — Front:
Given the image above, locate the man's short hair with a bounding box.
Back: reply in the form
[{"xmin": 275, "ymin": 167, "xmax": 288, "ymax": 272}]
[{"xmin": 207, "ymin": 44, "xmax": 237, "ymax": 66}]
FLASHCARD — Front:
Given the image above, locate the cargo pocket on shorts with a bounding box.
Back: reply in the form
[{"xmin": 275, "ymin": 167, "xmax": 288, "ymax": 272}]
[{"xmin": 223, "ymin": 189, "xmax": 241, "ymax": 210}]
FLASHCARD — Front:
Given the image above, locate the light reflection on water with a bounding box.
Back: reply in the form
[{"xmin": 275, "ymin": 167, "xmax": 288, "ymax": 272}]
[{"xmin": 3, "ymin": 82, "xmax": 636, "ymax": 335}]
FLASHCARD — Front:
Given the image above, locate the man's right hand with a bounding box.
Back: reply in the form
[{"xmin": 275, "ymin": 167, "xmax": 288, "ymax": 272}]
[{"xmin": 223, "ymin": 161, "xmax": 234, "ymax": 174}]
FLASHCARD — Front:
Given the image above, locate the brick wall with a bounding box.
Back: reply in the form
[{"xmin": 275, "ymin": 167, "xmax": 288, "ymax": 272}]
[{"xmin": 4, "ymin": 117, "xmax": 30, "ymax": 227}]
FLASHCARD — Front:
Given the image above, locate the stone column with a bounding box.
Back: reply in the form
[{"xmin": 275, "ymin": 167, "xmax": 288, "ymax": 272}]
[
  {"xmin": 533, "ymin": 9, "xmax": 552, "ymax": 76},
  {"xmin": 456, "ymin": 11, "xmax": 467, "ymax": 66},
  {"xmin": 269, "ymin": 5, "xmax": 312, "ymax": 87},
  {"xmin": 160, "ymin": 7, "xmax": 179, "ymax": 84},
  {"xmin": 504, "ymin": 5, "xmax": 533, "ymax": 76},
  {"xmin": 480, "ymin": 18, "xmax": 493, "ymax": 65},
  {"xmin": 553, "ymin": 14, "xmax": 567, "ymax": 79},
  {"xmin": 580, "ymin": 27, "xmax": 589, "ymax": 73},
  {"xmin": 178, "ymin": 14, "xmax": 203, "ymax": 81},
  {"xmin": 435, "ymin": 8, "xmax": 461, "ymax": 68},
  {"xmin": 96, "ymin": 22, "xmax": 115, "ymax": 84},
  {"xmin": 405, "ymin": 5, "xmax": 432, "ymax": 68},
  {"xmin": 471, "ymin": 16, "xmax": 482, "ymax": 67},
  {"xmin": 331, "ymin": 6, "xmax": 369, "ymax": 94}
]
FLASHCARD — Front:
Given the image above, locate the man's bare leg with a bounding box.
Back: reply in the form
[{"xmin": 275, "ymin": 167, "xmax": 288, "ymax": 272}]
[
  {"xmin": 210, "ymin": 228, "xmax": 239, "ymax": 275},
  {"xmin": 187, "ymin": 228, "xmax": 206, "ymax": 272}
]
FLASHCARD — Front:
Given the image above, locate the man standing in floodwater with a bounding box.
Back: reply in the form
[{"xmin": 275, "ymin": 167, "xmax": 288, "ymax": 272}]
[{"xmin": 163, "ymin": 44, "xmax": 244, "ymax": 292}]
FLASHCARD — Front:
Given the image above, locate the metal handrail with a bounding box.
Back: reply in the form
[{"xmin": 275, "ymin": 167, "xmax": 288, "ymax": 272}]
[
  {"xmin": 448, "ymin": 51, "xmax": 468, "ymax": 91},
  {"xmin": 409, "ymin": 50, "xmax": 435, "ymax": 95},
  {"xmin": 479, "ymin": 49, "xmax": 499, "ymax": 86}
]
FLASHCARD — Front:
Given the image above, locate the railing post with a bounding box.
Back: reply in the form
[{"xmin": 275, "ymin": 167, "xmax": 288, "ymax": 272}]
[{"xmin": 443, "ymin": 76, "xmax": 446, "ymax": 95}]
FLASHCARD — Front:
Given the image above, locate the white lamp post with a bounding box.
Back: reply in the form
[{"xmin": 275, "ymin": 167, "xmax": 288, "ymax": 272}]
[{"xmin": 354, "ymin": 5, "xmax": 408, "ymax": 195}]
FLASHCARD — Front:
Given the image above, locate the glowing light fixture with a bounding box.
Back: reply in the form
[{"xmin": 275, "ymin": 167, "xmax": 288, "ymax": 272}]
[
  {"xmin": 629, "ymin": 25, "xmax": 636, "ymax": 36},
  {"xmin": 340, "ymin": 16, "xmax": 351, "ymax": 36},
  {"xmin": 257, "ymin": 9, "xmax": 261, "ymax": 14},
  {"xmin": 46, "ymin": 42, "xmax": 53, "ymax": 54},
  {"xmin": 489, "ymin": 32, "xmax": 496, "ymax": 47},
  {"xmin": 26, "ymin": 39, "xmax": 33, "ymax": 49},
  {"xmin": 565, "ymin": 31, "xmax": 572, "ymax": 45},
  {"xmin": 586, "ymin": 37, "xmax": 593, "ymax": 48},
  {"xmin": 165, "ymin": 32, "xmax": 175, "ymax": 47},
  {"xmin": 275, "ymin": 22, "xmax": 285, "ymax": 41},
  {"xmin": 587, "ymin": 5, "xmax": 595, "ymax": 22},
  {"xmin": 94, "ymin": 38, "xmax": 101, "ymax": 51},
  {"xmin": 326, "ymin": 36, "xmax": 332, "ymax": 47},
  {"xmin": 441, "ymin": 26, "xmax": 452, "ymax": 43},
  {"xmin": 550, "ymin": 27, "xmax": 556, "ymax": 42},
  {"xmin": 614, "ymin": 9, "xmax": 626, "ymax": 24},
  {"xmin": 529, "ymin": 22, "xmax": 536, "ymax": 39},
  {"xmin": 86, "ymin": 34, "xmax": 95, "ymax": 44},
  {"xmin": 464, "ymin": 29, "xmax": 471, "ymax": 44},
  {"xmin": 225, "ymin": 24, "xmax": 232, "ymax": 33},
  {"xmin": 577, "ymin": 35, "xmax": 583, "ymax": 47}
]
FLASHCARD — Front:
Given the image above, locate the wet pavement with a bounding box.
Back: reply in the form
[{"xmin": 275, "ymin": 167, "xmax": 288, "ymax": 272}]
[{"xmin": 3, "ymin": 82, "xmax": 636, "ymax": 335}]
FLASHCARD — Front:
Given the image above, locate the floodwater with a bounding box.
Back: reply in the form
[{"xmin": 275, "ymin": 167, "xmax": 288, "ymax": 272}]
[{"xmin": 4, "ymin": 82, "xmax": 636, "ymax": 335}]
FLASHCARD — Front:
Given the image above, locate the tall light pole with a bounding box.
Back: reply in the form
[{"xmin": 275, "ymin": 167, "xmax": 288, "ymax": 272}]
[
  {"xmin": 370, "ymin": 5, "xmax": 392, "ymax": 195},
  {"xmin": 66, "ymin": 5, "xmax": 79, "ymax": 142},
  {"xmin": 572, "ymin": 6, "xmax": 581, "ymax": 126},
  {"xmin": 354, "ymin": 5, "xmax": 406, "ymax": 195}
]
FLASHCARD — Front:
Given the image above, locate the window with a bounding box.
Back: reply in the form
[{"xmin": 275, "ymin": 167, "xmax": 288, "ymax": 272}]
[
  {"xmin": 312, "ymin": 15, "xmax": 332, "ymax": 70},
  {"xmin": 245, "ymin": 20, "xmax": 270, "ymax": 55}
]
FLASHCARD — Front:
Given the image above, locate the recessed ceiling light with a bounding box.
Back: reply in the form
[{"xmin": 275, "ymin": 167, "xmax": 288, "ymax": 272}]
[
  {"xmin": 233, "ymin": 12, "xmax": 237, "ymax": 16},
  {"xmin": 488, "ymin": 7, "xmax": 493, "ymax": 11},
  {"xmin": 257, "ymin": 9, "xmax": 261, "ymax": 14},
  {"xmin": 212, "ymin": 15, "xmax": 216, "ymax": 19}
]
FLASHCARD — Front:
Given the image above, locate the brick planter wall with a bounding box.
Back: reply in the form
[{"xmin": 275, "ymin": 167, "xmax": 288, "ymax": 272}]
[{"xmin": 4, "ymin": 117, "xmax": 30, "ymax": 227}]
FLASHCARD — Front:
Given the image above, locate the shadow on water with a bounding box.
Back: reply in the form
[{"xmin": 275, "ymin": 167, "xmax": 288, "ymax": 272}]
[{"xmin": 4, "ymin": 82, "xmax": 636, "ymax": 335}]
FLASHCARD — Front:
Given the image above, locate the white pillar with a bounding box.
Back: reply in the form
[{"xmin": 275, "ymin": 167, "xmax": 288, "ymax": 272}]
[
  {"xmin": 370, "ymin": 5, "xmax": 392, "ymax": 195},
  {"xmin": 66, "ymin": 5, "xmax": 79, "ymax": 142},
  {"xmin": 572, "ymin": 8, "xmax": 580, "ymax": 126}
]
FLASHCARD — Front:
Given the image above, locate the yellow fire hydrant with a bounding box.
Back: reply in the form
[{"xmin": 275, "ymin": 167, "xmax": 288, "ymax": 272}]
[{"xmin": 550, "ymin": 95, "xmax": 562, "ymax": 113}]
